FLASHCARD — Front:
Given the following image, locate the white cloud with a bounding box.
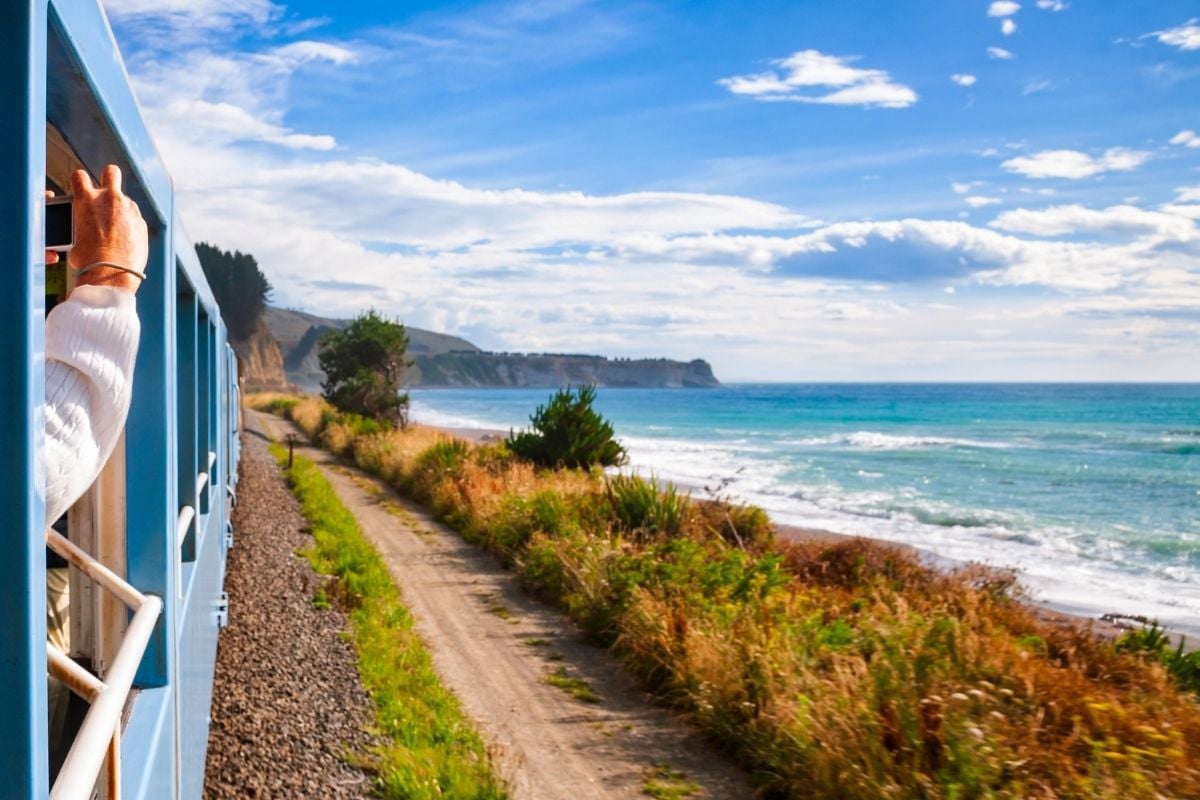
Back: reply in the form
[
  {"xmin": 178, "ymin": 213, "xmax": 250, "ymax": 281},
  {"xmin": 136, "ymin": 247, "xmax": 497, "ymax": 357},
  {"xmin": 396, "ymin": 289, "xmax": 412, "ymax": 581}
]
[
  {"xmin": 97, "ymin": 0, "xmax": 1200, "ymax": 381},
  {"xmin": 1036, "ymin": 0, "xmax": 1068, "ymax": 10},
  {"xmin": 1170, "ymin": 130, "xmax": 1200, "ymax": 148},
  {"xmin": 271, "ymin": 41, "xmax": 357, "ymax": 66},
  {"xmin": 157, "ymin": 99, "xmax": 337, "ymax": 150},
  {"xmin": 988, "ymin": 1, "xmax": 1021, "ymax": 17},
  {"xmin": 990, "ymin": 204, "xmax": 1198, "ymax": 240},
  {"xmin": 1001, "ymin": 19, "xmax": 1018, "ymax": 36},
  {"xmin": 103, "ymin": 0, "xmax": 282, "ymax": 43},
  {"xmin": 951, "ymin": 73, "xmax": 977, "ymax": 86},
  {"xmin": 1151, "ymin": 19, "xmax": 1200, "ymax": 51},
  {"xmin": 718, "ymin": 50, "xmax": 917, "ymax": 109},
  {"xmin": 1001, "ymin": 147, "xmax": 1152, "ymax": 179},
  {"xmin": 965, "ymin": 196, "xmax": 1002, "ymax": 208},
  {"xmin": 1022, "ymin": 79, "xmax": 1054, "ymax": 94},
  {"xmin": 987, "ymin": 46, "xmax": 1016, "ymax": 59}
]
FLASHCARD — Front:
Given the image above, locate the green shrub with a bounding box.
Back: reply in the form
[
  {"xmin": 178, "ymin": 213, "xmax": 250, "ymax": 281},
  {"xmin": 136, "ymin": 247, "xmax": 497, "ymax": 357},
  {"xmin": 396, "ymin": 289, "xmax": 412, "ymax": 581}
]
[
  {"xmin": 263, "ymin": 396, "xmax": 300, "ymax": 416},
  {"xmin": 607, "ymin": 473, "xmax": 686, "ymax": 540},
  {"xmin": 507, "ymin": 386, "xmax": 625, "ymax": 469},
  {"xmin": 1117, "ymin": 621, "xmax": 1200, "ymax": 695}
]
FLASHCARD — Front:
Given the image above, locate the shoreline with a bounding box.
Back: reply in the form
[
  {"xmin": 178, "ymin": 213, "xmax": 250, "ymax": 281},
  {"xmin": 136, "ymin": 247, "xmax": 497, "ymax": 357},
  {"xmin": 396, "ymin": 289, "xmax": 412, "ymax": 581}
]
[{"xmin": 416, "ymin": 419, "xmax": 1196, "ymax": 649}]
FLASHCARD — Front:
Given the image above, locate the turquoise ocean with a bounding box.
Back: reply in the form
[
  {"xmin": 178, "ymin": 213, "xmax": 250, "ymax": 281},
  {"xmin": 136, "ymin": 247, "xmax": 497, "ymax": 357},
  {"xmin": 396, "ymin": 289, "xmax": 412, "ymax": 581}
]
[{"xmin": 409, "ymin": 384, "xmax": 1200, "ymax": 636}]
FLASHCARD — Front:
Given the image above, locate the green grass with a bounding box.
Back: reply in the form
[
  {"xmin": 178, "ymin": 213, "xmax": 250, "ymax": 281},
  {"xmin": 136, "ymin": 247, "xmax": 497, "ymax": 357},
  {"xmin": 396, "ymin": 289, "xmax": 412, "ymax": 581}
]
[
  {"xmin": 542, "ymin": 666, "xmax": 602, "ymax": 703},
  {"xmin": 641, "ymin": 763, "xmax": 700, "ymax": 799},
  {"xmin": 269, "ymin": 443, "xmax": 507, "ymax": 800}
]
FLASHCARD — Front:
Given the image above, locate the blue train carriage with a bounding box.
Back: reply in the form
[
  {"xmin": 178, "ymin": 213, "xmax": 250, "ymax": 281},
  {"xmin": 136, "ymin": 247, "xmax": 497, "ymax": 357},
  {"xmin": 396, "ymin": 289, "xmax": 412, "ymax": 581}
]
[{"xmin": 2, "ymin": 2, "xmax": 241, "ymax": 798}]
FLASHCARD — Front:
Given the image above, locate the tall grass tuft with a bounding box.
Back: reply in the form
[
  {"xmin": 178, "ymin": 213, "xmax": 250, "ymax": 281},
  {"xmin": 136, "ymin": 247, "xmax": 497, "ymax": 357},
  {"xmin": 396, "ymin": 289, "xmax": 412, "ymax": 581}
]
[{"xmin": 606, "ymin": 473, "xmax": 687, "ymax": 541}]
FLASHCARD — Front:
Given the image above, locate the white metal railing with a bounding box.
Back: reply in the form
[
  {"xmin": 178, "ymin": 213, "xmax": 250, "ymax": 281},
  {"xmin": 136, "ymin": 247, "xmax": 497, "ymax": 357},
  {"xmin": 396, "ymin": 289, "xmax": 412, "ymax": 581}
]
[
  {"xmin": 177, "ymin": 454, "xmax": 218, "ymax": 596},
  {"xmin": 46, "ymin": 528, "xmax": 163, "ymax": 800}
]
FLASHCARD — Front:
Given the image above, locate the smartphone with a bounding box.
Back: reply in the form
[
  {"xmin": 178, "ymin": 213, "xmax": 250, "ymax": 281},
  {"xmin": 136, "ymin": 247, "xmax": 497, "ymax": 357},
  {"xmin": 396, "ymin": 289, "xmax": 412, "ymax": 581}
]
[{"xmin": 46, "ymin": 195, "xmax": 74, "ymax": 252}]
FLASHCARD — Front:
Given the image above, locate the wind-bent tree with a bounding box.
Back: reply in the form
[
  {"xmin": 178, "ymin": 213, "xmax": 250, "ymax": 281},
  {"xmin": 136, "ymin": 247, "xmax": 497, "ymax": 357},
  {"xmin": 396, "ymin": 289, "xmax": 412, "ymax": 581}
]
[
  {"xmin": 195, "ymin": 242, "xmax": 273, "ymax": 341},
  {"xmin": 318, "ymin": 310, "xmax": 413, "ymax": 426}
]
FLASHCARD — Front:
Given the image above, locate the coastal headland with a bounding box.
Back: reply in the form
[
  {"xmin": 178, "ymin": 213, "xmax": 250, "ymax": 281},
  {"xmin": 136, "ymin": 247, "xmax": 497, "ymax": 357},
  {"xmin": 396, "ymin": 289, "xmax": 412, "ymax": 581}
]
[{"xmin": 249, "ymin": 306, "xmax": 717, "ymax": 391}]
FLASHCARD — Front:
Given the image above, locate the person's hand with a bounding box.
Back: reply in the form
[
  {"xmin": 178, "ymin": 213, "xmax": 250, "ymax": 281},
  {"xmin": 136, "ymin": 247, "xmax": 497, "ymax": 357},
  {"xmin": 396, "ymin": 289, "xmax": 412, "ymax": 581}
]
[{"xmin": 68, "ymin": 165, "xmax": 149, "ymax": 294}]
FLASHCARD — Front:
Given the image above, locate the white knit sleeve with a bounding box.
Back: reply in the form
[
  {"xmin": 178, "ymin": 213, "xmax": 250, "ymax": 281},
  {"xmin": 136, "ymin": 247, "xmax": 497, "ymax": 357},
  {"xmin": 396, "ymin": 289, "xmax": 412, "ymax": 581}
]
[{"xmin": 44, "ymin": 285, "xmax": 141, "ymax": 523}]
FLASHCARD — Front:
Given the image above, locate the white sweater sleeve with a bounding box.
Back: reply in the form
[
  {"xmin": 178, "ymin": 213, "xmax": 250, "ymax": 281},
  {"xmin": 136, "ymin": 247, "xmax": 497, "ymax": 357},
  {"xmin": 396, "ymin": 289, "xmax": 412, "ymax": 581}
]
[{"xmin": 44, "ymin": 285, "xmax": 141, "ymax": 524}]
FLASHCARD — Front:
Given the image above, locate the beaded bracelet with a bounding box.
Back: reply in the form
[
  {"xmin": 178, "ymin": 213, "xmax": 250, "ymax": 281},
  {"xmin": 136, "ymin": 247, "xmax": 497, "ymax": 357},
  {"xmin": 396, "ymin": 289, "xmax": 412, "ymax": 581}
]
[{"xmin": 73, "ymin": 261, "xmax": 148, "ymax": 282}]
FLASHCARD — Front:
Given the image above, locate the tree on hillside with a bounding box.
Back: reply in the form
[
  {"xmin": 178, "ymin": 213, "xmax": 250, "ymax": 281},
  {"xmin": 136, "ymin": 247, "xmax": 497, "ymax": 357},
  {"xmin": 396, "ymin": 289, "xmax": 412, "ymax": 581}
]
[
  {"xmin": 319, "ymin": 310, "xmax": 413, "ymax": 426},
  {"xmin": 196, "ymin": 242, "xmax": 273, "ymax": 340}
]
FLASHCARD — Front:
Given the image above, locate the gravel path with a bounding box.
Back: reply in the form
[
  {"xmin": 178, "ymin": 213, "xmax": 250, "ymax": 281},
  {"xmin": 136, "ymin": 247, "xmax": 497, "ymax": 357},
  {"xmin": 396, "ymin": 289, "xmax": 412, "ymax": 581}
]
[
  {"xmin": 203, "ymin": 429, "xmax": 378, "ymax": 799},
  {"xmin": 252, "ymin": 411, "xmax": 757, "ymax": 800}
]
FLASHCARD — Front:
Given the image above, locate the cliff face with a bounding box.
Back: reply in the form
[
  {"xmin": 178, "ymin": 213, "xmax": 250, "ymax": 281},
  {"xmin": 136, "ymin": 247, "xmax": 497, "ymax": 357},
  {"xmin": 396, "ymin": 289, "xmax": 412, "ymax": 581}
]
[
  {"xmin": 260, "ymin": 305, "xmax": 720, "ymax": 389},
  {"xmin": 411, "ymin": 353, "xmax": 719, "ymax": 388},
  {"xmin": 263, "ymin": 306, "xmax": 481, "ymax": 391},
  {"xmin": 232, "ymin": 318, "xmax": 288, "ymax": 391}
]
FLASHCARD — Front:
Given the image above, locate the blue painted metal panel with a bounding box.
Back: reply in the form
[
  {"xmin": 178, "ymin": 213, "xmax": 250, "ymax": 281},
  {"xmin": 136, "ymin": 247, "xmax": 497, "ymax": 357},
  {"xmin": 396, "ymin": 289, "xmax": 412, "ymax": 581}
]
[
  {"xmin": 0, "ymin": 3, "xmax": 49, "ymax": 796},
  {"xmin": 120, "ymin": 687, "xmax": 177, "ymax": 800},
  {"xmin": 125, "ymin": 225, "xmax": 179, "ymax": 711},
  {"xmin": 178, "ymin": 509, "xmax": 226, "ymax": 800}
]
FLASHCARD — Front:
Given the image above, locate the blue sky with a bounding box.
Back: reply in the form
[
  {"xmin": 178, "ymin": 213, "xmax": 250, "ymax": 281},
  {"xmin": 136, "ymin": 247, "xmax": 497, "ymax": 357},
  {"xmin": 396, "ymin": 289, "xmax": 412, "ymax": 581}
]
[{"xmin": 102, "ymin": 0, "xmax": 1200, "ymax": 381}]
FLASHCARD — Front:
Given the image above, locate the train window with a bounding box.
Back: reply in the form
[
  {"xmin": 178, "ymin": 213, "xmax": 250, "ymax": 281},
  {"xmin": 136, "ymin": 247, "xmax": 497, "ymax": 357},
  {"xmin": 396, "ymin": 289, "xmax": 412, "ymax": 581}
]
[
  {"xmin": 197, "ymin": 309, "xmax": 212, "ymax": 517},
  {"xmin": 177, "ymin": 270, "xmax": 198, "ymax": 564},
  {"xmin": 45, "ymin": 122, "xmax": 133, "ymax": 780}
]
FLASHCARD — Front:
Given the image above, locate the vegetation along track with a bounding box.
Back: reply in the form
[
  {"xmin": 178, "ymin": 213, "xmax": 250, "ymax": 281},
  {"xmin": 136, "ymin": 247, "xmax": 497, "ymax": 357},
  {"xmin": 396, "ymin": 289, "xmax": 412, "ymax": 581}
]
[{"xmin": 250, "ymin": 409, "xmax": 755, "ymax": 800}]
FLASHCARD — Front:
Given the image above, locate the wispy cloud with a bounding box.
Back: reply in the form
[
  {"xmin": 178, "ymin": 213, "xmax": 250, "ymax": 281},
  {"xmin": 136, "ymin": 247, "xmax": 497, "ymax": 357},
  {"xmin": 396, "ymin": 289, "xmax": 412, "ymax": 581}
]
[
  {"xmin": 1170, "ymin": 130, "xmax": 1200, "ymax": 148},
  {"xmin": 987, "ymin": 46, "xmax": 1016, "ymax": 60},
  {"xmin": 988, "ymin": 1, "xmax": 1021, "ymax": 17},
  {"xmin": 104, "ymin": 0, "xmax": 286, "ymax": 47},
  {"xmin": 991, "ymin": 204, "xmax": 1197, "ymax": 239},
  {"xmin": 1022, "ymin": 79, "xmax": 1055, "ymax": 95},
  {"xmin": 718, "ymin": 50, "xmax": 917, "ymax": 109},
  {"xmin": 951, "ymin": 73, "xmax": 977, "ymax": 87},
  {"xmin": 965, "ymin": 196, "xmax": 1002, "ymax": 208},
  {"xmin": 1001, "ymin": 148, "xmax": 1151, "ymax": 179},
  {"xmin": 1001, "ymin": 19, "xmax": 1018, "ymax": 36},
  {"xmin": 1036, "ymin": 0, "xmax": 1068, "ymax": 10},
  {"xmin": 1149, "ymin": 19, "xmax": 1200, "ymax": 51}
]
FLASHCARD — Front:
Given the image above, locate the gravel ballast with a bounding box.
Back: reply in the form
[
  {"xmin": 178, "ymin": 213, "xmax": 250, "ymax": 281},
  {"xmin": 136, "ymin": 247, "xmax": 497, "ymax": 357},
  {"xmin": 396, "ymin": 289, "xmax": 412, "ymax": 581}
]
[{"xmin": 203, "ymin": 429, "xmax": 378, "ymax": 799}]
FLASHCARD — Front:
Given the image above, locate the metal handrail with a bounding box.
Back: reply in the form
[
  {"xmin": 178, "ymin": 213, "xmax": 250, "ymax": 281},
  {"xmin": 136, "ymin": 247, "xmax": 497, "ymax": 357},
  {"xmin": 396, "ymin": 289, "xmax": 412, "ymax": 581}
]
[{"xmin": 46, "ymin": 528, "xmax": 163, "ymax": 800}]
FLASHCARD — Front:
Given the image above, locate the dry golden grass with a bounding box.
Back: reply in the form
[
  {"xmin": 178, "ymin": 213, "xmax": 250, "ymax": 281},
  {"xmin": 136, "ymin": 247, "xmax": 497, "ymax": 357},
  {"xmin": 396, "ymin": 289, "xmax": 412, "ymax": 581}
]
[{"xmin": 255, "ymin": 394, "xmax": 1200, "ymax": 799}]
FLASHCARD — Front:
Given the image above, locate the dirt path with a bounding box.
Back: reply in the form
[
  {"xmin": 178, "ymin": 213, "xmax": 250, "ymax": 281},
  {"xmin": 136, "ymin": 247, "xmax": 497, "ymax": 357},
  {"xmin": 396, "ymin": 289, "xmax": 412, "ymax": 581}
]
[{"xmin": 249, "ymin": 410, "xmax": 756, "ymax": 800}]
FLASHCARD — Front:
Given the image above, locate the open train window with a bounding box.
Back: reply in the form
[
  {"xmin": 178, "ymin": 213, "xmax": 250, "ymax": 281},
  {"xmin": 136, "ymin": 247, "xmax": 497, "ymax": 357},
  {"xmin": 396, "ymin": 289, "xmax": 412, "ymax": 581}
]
[{"xmin": 45, "ymin": 122, "xmax": 132, "ymax": 783}]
